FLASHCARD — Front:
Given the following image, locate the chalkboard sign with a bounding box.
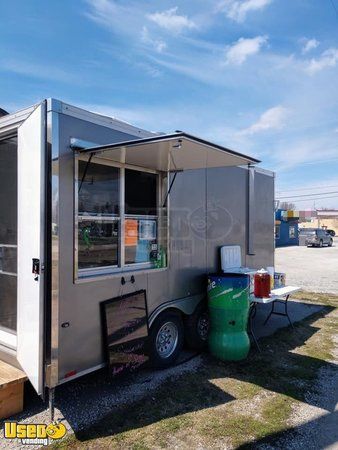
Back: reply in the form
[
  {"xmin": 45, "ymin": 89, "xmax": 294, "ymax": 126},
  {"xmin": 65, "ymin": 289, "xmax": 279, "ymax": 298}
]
[{"xmin": 101, "ymin": 290, "xmax": 149, "ymax": 377}]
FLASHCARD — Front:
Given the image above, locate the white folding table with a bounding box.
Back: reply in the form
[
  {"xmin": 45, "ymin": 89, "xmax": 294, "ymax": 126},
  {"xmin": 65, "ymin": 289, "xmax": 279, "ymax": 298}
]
[{"xmin": 248, "ymin": 286, "xmax": 301, "ymax": 351}]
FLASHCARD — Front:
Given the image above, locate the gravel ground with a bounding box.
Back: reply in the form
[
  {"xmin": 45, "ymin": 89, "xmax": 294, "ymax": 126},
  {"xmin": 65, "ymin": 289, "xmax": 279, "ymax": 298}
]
[
  {"xmin": 275, "ymin": 237, "xmax": 338, "ymax": 294},
  {"xmin": 273, "ymin": 313, "xmax": 338, "ymax": 450},
  {"xmin": 0, "ymin": 355, "xmax": 202, "ymax": 449},
  {"xmin": 287, "ymin": 362, "xmax": 338, "ymax": 449},
  {"xmin": 275, "ymin": 235, "xmax": 338, "ymax": 448}
]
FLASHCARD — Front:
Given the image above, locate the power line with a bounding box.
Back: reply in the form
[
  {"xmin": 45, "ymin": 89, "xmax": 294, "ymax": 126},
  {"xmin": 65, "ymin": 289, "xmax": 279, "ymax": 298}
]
[
  {"xmin": 276, "ymin": 184, "xmax": 338, "ymax": 193},
  {"xmin": 277, "ymin": 190, "xmax": 338, "ymax": 199},
  {"xmin": 291, "ymin": 195, "xmax": 338, "ymax": 203}
]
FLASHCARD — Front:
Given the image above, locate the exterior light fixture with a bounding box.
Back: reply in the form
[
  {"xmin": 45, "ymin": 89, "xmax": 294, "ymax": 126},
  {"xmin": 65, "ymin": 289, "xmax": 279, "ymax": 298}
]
[{"xmin": 172, "ymin": 139, "xmax": 182, "ymax": 149}]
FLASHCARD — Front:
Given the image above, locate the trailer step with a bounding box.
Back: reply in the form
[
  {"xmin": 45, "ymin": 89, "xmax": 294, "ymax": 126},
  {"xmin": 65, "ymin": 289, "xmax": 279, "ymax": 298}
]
[{"xmin": 0, "ymin": 360, "xmax": 27, "ymax": 419}]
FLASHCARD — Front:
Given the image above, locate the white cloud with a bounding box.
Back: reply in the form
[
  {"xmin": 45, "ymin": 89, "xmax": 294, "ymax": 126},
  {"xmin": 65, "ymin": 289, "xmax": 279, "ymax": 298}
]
[
  {"xmin": 85, "ymin": 0, "xmax": 142, "ymax": 41},
  {"xmin": 147, "ymin": 7, "xmax": 197, "ymax": 33},
  {"xmin": 301, "ymin": 38, "xmax": 319, "ymax": 54},
  {"xmin": 306, "ymin": 48, "xmax": 338, "ymax": 74},
  {"xmin": 0, "ymin": 58, "xmax": 77, "ymax": 83},
  {"xmin": 218, "ymin": 0, "xmax": 273, "ymax": 23},
  {"xmin": 225, "ymin": 35, "xmax": 268, "ymax": 65},
  {"xmin": 240, "ymin": 106, "xmax": 289, "ymax": 135},
  {"xmin": 272, "ymin": 138, "xmax": 338, "ymax": 171},
  {"xmin": 141, "ymin": 27, "xmax": 167, "ymax": 53}
]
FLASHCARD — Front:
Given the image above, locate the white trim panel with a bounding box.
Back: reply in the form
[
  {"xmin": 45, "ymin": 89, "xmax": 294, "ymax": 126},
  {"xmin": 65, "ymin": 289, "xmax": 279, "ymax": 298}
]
[
  {"xmin": 0, "ymin": 329, "xmax": 17, "ymax": 348},
  {"xmin": 17, "ymin": 103, "xmax": 46, "ymax": 395}
]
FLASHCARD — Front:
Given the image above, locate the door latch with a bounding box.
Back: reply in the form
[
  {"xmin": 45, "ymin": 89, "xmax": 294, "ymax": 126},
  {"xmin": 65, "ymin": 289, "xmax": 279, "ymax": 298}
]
[{"xmin": 32, "ymin": 258, "xmax": 40, "ymax": 281}]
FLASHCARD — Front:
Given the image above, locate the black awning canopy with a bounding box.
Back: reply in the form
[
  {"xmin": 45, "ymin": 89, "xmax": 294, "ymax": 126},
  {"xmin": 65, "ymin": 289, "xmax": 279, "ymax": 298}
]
[{"xmin": 74, "ymin": 132, "xmax": 260, "ymax": 172}]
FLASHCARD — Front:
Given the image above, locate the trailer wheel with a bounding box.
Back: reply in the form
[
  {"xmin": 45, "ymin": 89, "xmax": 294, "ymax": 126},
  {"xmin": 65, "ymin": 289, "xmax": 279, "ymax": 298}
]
[
  {"xmin": 148, "ymin": 311, "xmax": 184, "ymax": 368},
  {"xmin": 185, "ymin": 302, "xmax": 209, "ymax": 351}
]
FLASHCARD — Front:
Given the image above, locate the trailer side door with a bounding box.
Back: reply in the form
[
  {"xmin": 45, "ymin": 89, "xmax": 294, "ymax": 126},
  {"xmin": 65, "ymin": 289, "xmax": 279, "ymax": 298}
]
[{"xmin": 17, "ymin": 103, "xmax": 46, "ymax": 395}]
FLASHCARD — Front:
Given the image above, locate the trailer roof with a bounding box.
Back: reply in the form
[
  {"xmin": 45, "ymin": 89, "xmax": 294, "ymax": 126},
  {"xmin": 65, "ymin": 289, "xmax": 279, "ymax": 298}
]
[{"xmin": 74, "ymin": 132, "xmax": 260, "ymax": 172}]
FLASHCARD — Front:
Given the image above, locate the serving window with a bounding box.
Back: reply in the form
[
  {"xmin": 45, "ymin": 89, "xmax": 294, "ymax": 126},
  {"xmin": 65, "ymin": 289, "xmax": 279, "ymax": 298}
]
[
  {"xmin": 78, "ymin": 161, "xmax": 120, "ymax": 270},
  {"xmin": 75, "ymin": 157, "xmax": 167, "ymax": 278},
  {"xmin": 125, "ymin": 169, "xmax": 158, "ymax": 265}
]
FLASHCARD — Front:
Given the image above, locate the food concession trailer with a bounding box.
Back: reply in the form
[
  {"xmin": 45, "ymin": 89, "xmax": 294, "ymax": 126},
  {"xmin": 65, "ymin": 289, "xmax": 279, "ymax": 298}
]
[{"xmin": 0, "ymin": 99, "xmax": 274, "ymax": 402}]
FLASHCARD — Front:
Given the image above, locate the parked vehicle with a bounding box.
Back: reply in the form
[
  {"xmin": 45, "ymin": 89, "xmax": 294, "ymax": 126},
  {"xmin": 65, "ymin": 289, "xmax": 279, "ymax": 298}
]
[
  {"xmin": 299, "ymin": 228, "xmax": 333, "ymax": 247},
  {"xmin": 326, "ymin": 229, "xmax": 336, "ymax": 237}
]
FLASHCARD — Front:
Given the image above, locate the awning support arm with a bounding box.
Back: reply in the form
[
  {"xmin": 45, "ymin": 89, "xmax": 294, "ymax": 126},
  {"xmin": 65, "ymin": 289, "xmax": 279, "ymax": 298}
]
[
  {"xmin": 162, "ymin": 172, "xmax": 178, "ymax": 208},
  {"xmin": 78, "ymin": 153, "xmax": 93, "ymax": 194}
]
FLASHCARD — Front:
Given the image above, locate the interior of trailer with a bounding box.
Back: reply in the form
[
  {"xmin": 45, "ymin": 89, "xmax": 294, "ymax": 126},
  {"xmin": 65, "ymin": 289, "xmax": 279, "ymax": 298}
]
[{"xmin": 0, "ymin": 135, "xmax": 17, "ymax": 347}]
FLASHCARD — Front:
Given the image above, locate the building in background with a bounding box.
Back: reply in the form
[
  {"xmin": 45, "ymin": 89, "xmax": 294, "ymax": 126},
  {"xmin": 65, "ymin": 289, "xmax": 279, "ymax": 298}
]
[
  {"xmin": 275, "ymin": 209, "xmax": 299, "ymax": 247},
  {"xmin": 299, "ymin": 210, "xmax": 338, "ymax": 235}
]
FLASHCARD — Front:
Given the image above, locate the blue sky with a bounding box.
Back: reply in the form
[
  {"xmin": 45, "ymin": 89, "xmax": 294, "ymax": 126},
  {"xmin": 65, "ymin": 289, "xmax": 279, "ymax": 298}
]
[{"xmin": 1, "ymin": 0, "xmax": 338, "ymax": 209}]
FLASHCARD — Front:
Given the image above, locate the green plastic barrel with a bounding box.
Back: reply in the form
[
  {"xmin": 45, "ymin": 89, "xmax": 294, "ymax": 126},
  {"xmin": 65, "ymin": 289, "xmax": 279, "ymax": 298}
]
[{"xmin": 207, "ymin": 273, "xmax": 250, "ymax": 361}]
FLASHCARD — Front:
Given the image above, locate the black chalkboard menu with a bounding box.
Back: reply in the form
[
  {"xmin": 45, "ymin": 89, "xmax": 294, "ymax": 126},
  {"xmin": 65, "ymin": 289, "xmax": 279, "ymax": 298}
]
[{"xmin": 100, "ymin": 290, "xmax": 149, "ymax": 377}]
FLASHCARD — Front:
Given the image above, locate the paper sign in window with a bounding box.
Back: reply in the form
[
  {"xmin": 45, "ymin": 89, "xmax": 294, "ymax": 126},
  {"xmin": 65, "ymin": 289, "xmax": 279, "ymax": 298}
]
[
  {"xmin": 139, "ymin": 219, "xmax": 157, "ymax": 241},
  {"xmin": 125, "ymin": 219, "xmax": 138, "ymax": 247}
]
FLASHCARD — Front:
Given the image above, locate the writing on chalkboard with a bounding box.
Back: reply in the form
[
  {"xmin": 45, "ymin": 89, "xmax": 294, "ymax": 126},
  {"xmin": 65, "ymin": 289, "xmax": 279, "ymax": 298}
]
[{"xmin": 100, "ymin": 290, "xmax": 149, "ymax": 377}]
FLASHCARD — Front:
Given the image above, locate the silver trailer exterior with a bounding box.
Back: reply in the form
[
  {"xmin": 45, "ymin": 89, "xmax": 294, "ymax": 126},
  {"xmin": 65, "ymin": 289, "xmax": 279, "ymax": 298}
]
[{"xmin": 0, "ymin": 99, "xmax": 274, "ymax": 398}]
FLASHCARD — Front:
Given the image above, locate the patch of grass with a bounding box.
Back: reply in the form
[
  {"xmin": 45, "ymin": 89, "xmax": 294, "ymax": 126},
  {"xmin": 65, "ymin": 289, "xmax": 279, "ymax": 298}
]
[
  {"xmin": 292, "ymin": 290, "xmax": 338, "ymax": 307},
  {"xmin": 49, "ymin": 435, "xmax": 79, "ymax": 449},
  {"xmin": 156, "ymin": 415, "xmax": 193, "ymax": 433},
  {"xmin": 209, "ymin": 377, "xmax": 261, "ymax": 400},
  {"xmin": 261, "ymin": 395, "xmax": 293, "ymax": 429},
  {"xmin": 131, "ymin": 443, "xmax": 151, "ymax": 450},
  {"xmin": 199, "ymin": 413, "xmax": 268, "ymax": 445},
  {"xmin": 198, "ymin": 398, "xmax": 293, "ymax": 449}
]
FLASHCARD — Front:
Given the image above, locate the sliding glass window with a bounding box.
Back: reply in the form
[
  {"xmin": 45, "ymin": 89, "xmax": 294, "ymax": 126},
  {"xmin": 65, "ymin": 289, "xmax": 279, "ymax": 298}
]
[
  {"xmin": 125, "ymin": 169, "xmax": 158, "ymax": 265},
  {"xmin": 77, "ymin": 160, "xmax": 119, "ymax": 271},
  {"xmin": 76, "ymin": 158, "xmax": 165, "ymax": 278}
]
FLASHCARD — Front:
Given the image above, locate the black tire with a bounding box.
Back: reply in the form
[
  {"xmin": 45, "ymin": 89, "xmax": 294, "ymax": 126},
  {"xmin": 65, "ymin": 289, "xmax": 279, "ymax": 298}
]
[
  {"xmin": 328, "ymin": 239, "xmax": 333, "ymax": 247},
  {"xmin": 184, "ymin": 302, "xmax": 209, "ymax": 351},
  {"xmin": 319, "ymin": 240, "xmax": 323, "ymax": 248},
  {"xmin": 148, "ymin": 311, "xmax": 184, "ymax": 368}
]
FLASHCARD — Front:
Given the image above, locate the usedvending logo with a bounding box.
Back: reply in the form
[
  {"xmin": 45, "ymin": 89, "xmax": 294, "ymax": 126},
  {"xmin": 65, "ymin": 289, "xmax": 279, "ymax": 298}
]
[{"xmin": 3, "ymin": 421, "xmax": 67, "ymax": 446}]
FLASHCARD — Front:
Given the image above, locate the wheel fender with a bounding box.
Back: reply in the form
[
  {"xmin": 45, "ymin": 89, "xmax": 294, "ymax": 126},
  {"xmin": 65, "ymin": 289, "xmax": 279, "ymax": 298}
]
[{"xmin": 148, "ymin": 294, "xmax": 205, "ymax": 328}]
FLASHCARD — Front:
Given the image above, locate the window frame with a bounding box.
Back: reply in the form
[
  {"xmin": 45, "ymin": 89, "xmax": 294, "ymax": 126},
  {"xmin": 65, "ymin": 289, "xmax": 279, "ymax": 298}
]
[
  {"xmin": 275, "ymin": 224, "xmax": 280, "ymax": 240},
  {"xmin": 289, "ymin": 225, "xmax": 296, "ymax": 239},
  {"xmin": 74, "ymin": 154, "xmax": 166, "ymax": 280}
]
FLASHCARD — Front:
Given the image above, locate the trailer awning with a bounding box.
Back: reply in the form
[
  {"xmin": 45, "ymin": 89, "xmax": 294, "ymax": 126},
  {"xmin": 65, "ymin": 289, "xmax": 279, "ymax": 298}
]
[{"xmin": 73, "ymin": 132, "xmax": 260, "ymax": 172}]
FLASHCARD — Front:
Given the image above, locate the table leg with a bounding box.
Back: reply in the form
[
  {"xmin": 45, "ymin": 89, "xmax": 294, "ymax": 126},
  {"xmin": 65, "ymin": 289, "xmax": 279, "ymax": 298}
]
[
  {"xmin": 248, "ymin": 303, "xmax": 261, "ymax": 352},
  {"xmin": 263, "ymin": 301, "xmax": 275, "ymax": 325},
  {"xmin": 263, "ymin": 295, "xmax": 293, "ymax": 328},
  {"xmin": 284, "ymin": 295, "xmax": 293, "ymax": 328}
]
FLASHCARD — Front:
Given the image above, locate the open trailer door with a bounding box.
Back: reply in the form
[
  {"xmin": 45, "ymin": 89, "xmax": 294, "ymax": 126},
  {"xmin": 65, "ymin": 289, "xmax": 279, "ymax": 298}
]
[{"xmin": 17, "ymin": 103, "xmax": 46, "ymax": 396}]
